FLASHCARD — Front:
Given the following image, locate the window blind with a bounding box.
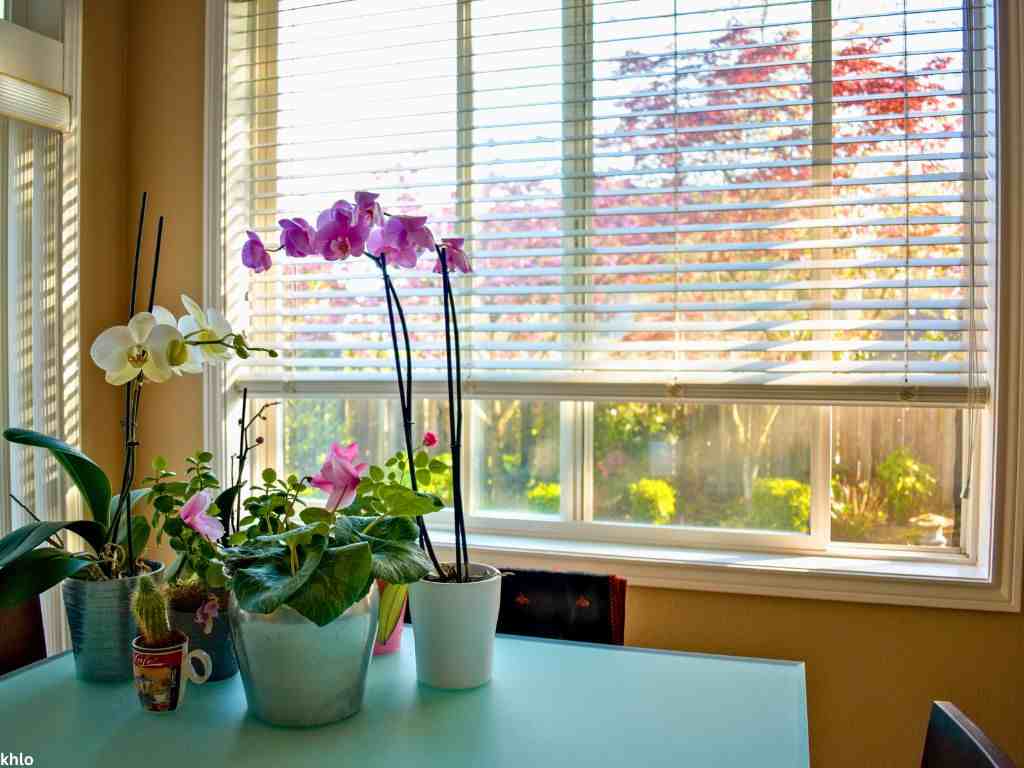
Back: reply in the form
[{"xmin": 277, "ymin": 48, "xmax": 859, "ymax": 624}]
[{"xmin": 221, "ymin": 0, "xmax": 995, "ymax": 406}]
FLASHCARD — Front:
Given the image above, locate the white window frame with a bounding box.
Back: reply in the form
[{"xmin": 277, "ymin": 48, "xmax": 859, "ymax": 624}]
[{"xmin": 202, "ymin": 0, "xmax": 1023, "ymax": 612}]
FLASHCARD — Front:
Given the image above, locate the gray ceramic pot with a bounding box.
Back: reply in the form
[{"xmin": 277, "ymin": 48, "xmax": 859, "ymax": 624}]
[
  {"xmin": 168, "ymin": 590, "xmax": 238, "ymax": 682},
  {"xmin": 229, "ymin": 584, "xmax": 378, "ymax": 727},
  {"xmin": 62, "ymin": 560, "xmax": 165, "ymax": 682}
]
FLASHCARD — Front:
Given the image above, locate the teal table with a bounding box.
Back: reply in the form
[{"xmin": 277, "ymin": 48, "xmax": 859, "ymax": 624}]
[{"xmin": 0, "ymin": 632, "xmax": 809, "ymax": 766}]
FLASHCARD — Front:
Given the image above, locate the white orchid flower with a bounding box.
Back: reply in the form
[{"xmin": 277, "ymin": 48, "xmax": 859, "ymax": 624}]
[
  {"xmin": 152, "ymin": 305, "xmax": 202, "ymax": 375},
  {"xmin": 178, "ymin": 295, "xmax": 233, "ymax": 364},
  {"xmin": 90, "ymin": 311, "xmax": 187, "ymax": 385}
]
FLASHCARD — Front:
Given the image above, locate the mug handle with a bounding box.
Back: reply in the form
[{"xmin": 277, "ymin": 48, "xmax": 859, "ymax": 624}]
[{"xmin": 185, "ymin": 649, "xmax": 212, "ymax": 684}]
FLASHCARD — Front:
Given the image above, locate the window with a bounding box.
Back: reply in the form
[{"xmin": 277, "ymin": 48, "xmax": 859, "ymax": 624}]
[
  {"xmin": 0, "ymin": 1, "xmax": 80, "ymax": 650},
  {"xmin": 210, "ymin": 0, "xmax": 1011, "ymax": 603}
]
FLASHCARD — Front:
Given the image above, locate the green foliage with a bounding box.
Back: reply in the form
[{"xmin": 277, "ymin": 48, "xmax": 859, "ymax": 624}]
[
  {"xmin": 626, "ymin": 478, "xmax": 677, "ymax": 525},
  {"xmin": 830, "ymin": 476, "xmax": 887, "ymax": 542},
  {"xmin": 876, "ymin": 448, "xmax": 937, "ymax": 524},
  {"xmin": 526, "ymin": 482, "xmax": 560, "ymax": 514},
  {"xmin": 131, "ymin": 575, "xmax": 173, "ymax": 646},
  {"xmin": 3, "ymin": 428, "xmax": 112, "ymax": 526},
  {"xmin": 146, "ymin": 451, "xmax": 227, "ymax": 588},
  {"xmin": 727, "ymin": 478, "xmax": 810, "ymax": 533},
  {"xmin": 0, "ymin": 548, "xmax": 93, "ymax": 610}
]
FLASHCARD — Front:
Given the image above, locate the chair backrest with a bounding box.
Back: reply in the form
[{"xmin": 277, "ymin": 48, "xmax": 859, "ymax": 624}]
[
  {"xmin": 921, "ymin": 702, "xmax": 1016, "ymax": 768},
  {"xmin": 495, "ymin": 569, "xmax": 627, "ymax": 645},
  {"xmin": 0, "ymin": 595, "xmax": 46, "ymax": 676}
]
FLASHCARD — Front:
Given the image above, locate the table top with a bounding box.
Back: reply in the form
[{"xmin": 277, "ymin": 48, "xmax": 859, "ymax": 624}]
[{"xmin": 0, "ymin": 632, "xmax": 809, "ymax": 767}]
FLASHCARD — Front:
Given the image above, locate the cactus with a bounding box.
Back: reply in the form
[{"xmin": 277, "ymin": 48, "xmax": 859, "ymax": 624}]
[{"xmin": 132, "ymin": 575, "xmax": 174, "ymax": 647}]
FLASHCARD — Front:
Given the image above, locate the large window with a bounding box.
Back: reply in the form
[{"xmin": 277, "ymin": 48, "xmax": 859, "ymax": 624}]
[{"xmin": 214, "ymin": 0, "xmax": 997, "ymax": 572}]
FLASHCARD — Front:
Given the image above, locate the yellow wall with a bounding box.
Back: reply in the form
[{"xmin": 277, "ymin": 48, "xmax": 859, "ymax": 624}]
[{"xmin": 79, "ymin": 3, "xmax": 1023, "ymax": 767}]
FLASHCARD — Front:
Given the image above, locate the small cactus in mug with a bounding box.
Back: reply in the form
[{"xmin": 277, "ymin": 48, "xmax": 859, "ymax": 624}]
[{"xmin": 132, "ymin": 575, "xmax": 174, "ymax": 647}]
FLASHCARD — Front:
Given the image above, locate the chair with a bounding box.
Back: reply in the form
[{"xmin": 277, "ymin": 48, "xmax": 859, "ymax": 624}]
[
  {"xmin": 0, "ymin": 595, "xmax": 47, "ymax": 676},
  {"xmin": 495, "ymin": 568, "xmax": 626, "ymax": 645},
  {"xmin": 921, "ymin": 702, "xmax": 1016, "ymax": 768}
]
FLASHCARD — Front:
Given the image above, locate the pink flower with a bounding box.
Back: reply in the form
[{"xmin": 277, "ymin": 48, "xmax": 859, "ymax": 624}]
[
  {"xmin": 366, "ymin": 215, "xmax": 435, "ymax": 269},
  {"xmin": 314, "ymin": 200, "xmax": 371, "ymax": 261},
  {"xmin": 422, "ymin": 432, "xmax": 438, "ymax": 448},
  {"xmin": 434, "ymin": 237, "xmax": 472, "ymax": 274},
  {"xmin": 310, "ymin": 441, "xmax": 368, "ymax": 511},
  {"xmin": 354, "ymin": 191, "xmax": 382, "ymax": 228},
  {"xmin": 194, "ymin": 595, "xmax": 220, "ymax": 635},
  {"xmin": 279, "ymin": 218, "xmax": 316, "ymax": 258},
  {"xmin": 241, "ymin": 231, "xmax": 272, "ymax": 273},
  {"xmin": 179, "ymin": 490, "xmax": 225, "ymax": 543}
]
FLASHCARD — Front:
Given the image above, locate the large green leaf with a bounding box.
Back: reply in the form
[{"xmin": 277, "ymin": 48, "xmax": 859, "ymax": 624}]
[
  {"xmin": 226, "ymin": 535, "xmax": 328, "ymax": 615},
  {"xmin": 115, "ymin": 515, "xmax": 151, "ymax": 560},
  {"xmin": 377, "ymin": 582, "xmax": 408, "ymax": 644},
  {"xmin": 0, "ymin": 548, "xmax": 93, "ymax": 609},
  {"xmin": 366, "ymin": 538, "xmax": 430, "ymax": 585},
  {"xmin": 108, "ymin": 489, "xmax": 148, "ymax": 526},
  {"xmin": 333, "ymin": 515, "xmax": 419, "ymax": 545},
  {"xmin": 0, "ymin": 520, "xmax": 106, "ymax": 566},
  {"xmin": 3, "ymin": 429, "xmax": 112, "ymax": 526},
  {"xmin": 285, "ymin": 542, "xmax": 373, "ymax": 627}
]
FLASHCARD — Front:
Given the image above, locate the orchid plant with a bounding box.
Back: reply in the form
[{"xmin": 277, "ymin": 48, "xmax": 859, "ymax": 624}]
[{"xmin": 240, "ymin": 192, "xmax": 474, "ymax": 582}]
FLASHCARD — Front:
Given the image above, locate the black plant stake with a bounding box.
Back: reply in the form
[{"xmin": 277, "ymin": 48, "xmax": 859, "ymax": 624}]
[
  {"xmin": 376, "ymin": 256, "xmax": 444, "ymax": 578},
  {"xmin": 437, "ymin": 245, "xmax": 469, "ymax": 582}
]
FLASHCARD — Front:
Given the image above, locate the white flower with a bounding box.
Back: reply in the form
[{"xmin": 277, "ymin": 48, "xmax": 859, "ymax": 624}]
[
  {"xmin": 90, "ymin": 312, "xmax": 186, "ymax": 385},
  {"xmin": 152, "ymin": 305, "xmax": 201, "ymax": 374},
  {"xmin": 178, "ymin": 295, "xmax": 233, "ymax": 364}
]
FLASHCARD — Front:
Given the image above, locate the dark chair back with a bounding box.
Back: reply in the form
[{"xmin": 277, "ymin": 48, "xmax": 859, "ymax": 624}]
[
  {"xmin": 922, "ymin": 702, "xmax": 1016, "ymax": 768},
  {"xmin": 496, "ymin": 569, "xmax": 626, "ymax": 645},
  {"xmin": 0, "ymin": 595, "xmax": 47, "ymax": 676}
]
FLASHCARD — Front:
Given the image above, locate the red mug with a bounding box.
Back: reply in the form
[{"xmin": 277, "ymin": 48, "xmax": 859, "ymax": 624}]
[{"xmin": 132, "ymin": 633, "xmax": 211, "ymax": 712}]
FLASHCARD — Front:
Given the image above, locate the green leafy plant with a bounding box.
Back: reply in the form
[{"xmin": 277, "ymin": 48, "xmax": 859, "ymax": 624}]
[
  {"xmin": 223, "ymin": 446, "xmax": 443, "ymax": 628},
  {"xmin": 830, "ymin": 476, "xmax": 888, "ymax": 542},
  {"xmin": 626, "ymin": 478, "xmax": 677, "ymax": 525},
  {"xmin": 0, "ymin": 429, "xmax": 154, "ymax": 609},
  {"xmin": 526, "ymin": 482, "xmax": 561, "ymax": 515},
  {"xmin": 727, "ymin": 477, "xmax": 810, "ymax": 533},
  {"xmin": 876, "ymin": 448, "xmax": 937, "ymax": 524}
]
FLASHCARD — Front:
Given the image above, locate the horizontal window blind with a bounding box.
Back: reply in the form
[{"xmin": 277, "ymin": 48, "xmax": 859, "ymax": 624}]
[{"xmin": 222, "ymin": 0, "xmax": 995, "ymax": 406}]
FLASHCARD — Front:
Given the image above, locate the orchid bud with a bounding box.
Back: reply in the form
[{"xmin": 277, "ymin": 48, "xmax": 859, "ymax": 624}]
[{"xmin": 167, "ymin": 339, "xmax": 189, "ymax": 367}]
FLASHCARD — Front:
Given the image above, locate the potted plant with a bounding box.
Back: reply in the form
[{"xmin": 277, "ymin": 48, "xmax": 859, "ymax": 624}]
[
  {"xmin": 0, "ymin": 196, "xmax": 275, "ymax": 681},
  {"xmin": 146, "ymin": 450, "xmax": 239, "ymax": 681},
  {"xmin": 241, "ymin": 194, "xmax": 500, "ymax": 689},
  {"xmin": 130, "ymin": 575, "xmax": 211, "ymax": 712},
  {"xmin": 222, "ymin": 440, "xmax": 441, "ymax": 727}
]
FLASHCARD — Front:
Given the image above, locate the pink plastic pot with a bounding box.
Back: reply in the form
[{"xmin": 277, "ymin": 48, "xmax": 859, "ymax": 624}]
[{"xmin": 372, "ymin": 587, "xmax": 407, "ymax": 656}]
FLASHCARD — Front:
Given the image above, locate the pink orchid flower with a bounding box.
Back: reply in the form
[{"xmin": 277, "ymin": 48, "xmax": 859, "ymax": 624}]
[
  {"xmin": 279, "ymin": 217, "xmax": 317, "ymax": 258},
  {"xmin": 194, "ymin": 594, "xmax": 220, "ymax": 635},
  {"xmin": 241, "ymin": 231, "xmax": 272, "ymax": 273},
  {"xmin": 310, "ymin": 441, "xmax": 369, "ymax": 511},
  {"xmin": 314, "ymin": 200, "xmax": 371, "ymax": 261},
  {"xmin": 179, "ymin": 490, "xmax": 225, "ymax": 543},
  {"xmin": 354, "ymin": 191, "xmax": 382, "ymax": 228},
  {"xmin": 422, "ymin": 431, "xmax": 438, "ymax": 448},
  {"xmin": 366, "ymin": 215, "xmax": 435, "ymax": 269},
  {"xmin": 434, "ymin": 237, "xmax": 472, "ymax": 274}
]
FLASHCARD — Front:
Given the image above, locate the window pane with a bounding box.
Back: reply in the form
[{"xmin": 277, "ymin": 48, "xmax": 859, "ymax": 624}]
[
  {"xmin": 831, "ymin": 406, "xmax": 963, "ymax": 548},
  {"xmin": 592, "ymin": 403, "xmax": 813, "ymax": 532},
  {"xmin": 470, "ymin": 400, "xmax": 561, "ymax": 517}
]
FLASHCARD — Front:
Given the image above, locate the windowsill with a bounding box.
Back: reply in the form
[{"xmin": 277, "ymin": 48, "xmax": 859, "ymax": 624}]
[{"xmin": 427, "ymin": 529, "xmax": 1016, "ymax": 612}]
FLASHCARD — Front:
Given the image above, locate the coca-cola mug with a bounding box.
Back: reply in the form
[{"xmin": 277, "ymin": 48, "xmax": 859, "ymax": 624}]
[{"xmin": 132, "ymin": 632, "xmax": 212, "ymax": 712}]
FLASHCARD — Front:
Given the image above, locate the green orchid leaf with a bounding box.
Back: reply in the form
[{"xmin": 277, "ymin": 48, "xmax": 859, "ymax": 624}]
[
  {"xmin": 285, "ymin": 541, "xmax": 372, "ymax": 627},
  {"xmin": 109, "ymin": 488, "xmax": 149, "ymax": 525},
  {"xmin": 3, "ymin": 428, "xmax": 112, "ymax": 526},
  {"xmin": 0, "ymin": 548, "xmax": 93, "ymax": 610},
  {"xmin": 226, "ymin": 535, "xmax": 327, "ymax": 615},
  {"xmin": 0, "ymin": 519, "xmax": 106, "ymax": 566},
  {"xmin": 376, "ymin": 582, "xmax": 408, "ymax": 644},
  {"xmin": 165, "ymin": 552, "xmax": 187, "ymax": 582},
  {"xmin": 115, "ymin": 514, "xmax": 151, "ymax": 559}
]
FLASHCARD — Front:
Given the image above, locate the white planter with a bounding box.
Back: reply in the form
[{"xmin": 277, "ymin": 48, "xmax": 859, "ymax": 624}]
[{"xmin": 408, "ymin": 563, "xmax": 501, "ymax": 689}]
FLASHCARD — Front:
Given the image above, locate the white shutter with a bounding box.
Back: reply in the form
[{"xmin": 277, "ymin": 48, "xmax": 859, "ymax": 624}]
[{"xmin": 222, "ymin": 0, "xmax": 994, "ymax": 407}]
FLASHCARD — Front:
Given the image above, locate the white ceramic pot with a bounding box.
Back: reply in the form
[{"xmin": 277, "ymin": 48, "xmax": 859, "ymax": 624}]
[{"xmin": 408, "ymin": 563, "xmax": 501, "ymax": 689}]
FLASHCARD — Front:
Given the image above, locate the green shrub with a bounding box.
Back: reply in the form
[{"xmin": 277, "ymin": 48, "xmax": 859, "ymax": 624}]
[
  {"xmin": 830, "ymin": 476, "xmax": 887, "ymax": 542},
  {"xmin": 876, "ymin": 448, "xmax": 937, "ymax": 524},
  {"xmin": 626, "ymin": 478, "xmax": 677, "ymax": 525},
  {"xmin": 526, "ymin": 482, "xmax": 561, "ymax": 515},
  {"xmin": 727, "ymin": 477, "xmax": 810, "ymax": 533}
]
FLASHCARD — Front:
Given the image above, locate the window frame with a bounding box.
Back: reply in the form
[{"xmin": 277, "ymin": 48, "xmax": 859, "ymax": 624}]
[{"xmin": 202, "ymin": 0, "xmax": 1022, "ymax": 612}]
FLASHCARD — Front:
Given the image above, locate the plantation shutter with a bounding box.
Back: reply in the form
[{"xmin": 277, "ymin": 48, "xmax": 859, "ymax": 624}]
[{"xmin": 221, "ymin": 0, "xmax": 995, "ymax": 407}]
